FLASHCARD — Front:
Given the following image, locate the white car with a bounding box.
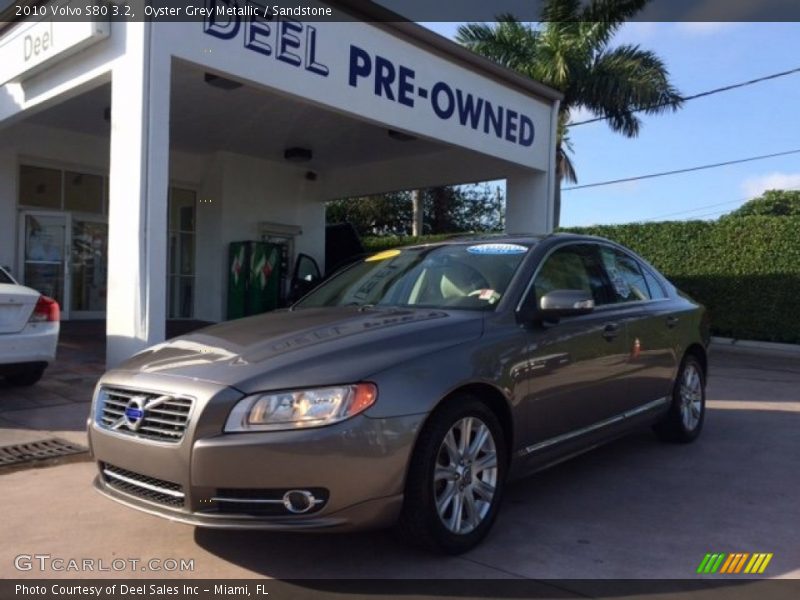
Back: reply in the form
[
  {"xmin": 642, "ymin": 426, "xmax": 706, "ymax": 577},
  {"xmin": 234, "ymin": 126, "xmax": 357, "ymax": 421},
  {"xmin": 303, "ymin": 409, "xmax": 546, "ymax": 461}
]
[{"xmin": 0, "ymin": 266, "xmax": 60, "ymax": 386}]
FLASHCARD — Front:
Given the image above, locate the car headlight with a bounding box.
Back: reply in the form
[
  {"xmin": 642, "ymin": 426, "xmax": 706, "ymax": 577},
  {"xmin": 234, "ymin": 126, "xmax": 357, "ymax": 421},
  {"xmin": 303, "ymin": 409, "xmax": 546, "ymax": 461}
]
[{"xmin": 224, "ymin": 383, "xmax": 378, "ymax": 432}]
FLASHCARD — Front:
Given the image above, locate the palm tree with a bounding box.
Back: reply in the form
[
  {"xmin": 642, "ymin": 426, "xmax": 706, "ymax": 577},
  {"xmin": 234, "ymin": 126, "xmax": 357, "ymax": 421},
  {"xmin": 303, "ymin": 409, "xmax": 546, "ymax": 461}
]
[{"xmin": 457, "ymin": 0, "xmax": 683, "ymax": 227}]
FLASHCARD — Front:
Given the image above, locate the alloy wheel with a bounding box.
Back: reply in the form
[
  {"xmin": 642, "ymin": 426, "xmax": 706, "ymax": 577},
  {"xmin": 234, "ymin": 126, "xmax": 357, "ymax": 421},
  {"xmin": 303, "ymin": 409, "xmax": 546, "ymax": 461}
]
[
  {"xmin": 679, "ymin": 363, "xmax": 703, "ymax": 431},
  {"xmin": 433, "ymin": 416, "xmax": 498, "ymax": 535}
]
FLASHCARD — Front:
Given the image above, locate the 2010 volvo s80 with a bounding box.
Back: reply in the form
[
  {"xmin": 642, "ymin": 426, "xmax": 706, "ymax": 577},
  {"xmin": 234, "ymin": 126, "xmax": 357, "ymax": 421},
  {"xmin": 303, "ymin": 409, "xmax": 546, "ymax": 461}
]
[{"xmin": 88, "ymin": 234, "xmax": 709, "ymax": 553}]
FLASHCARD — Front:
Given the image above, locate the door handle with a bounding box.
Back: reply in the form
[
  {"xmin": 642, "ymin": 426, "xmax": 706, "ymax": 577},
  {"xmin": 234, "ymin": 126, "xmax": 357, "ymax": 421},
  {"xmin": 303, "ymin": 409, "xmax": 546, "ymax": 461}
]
[
  {"xmin": 602, "ymin": 323, "xmax": 621, "ymax": 341},
  {"xmin": 666, "ymin": 316, "xmax": 680, "ymax": 329}
]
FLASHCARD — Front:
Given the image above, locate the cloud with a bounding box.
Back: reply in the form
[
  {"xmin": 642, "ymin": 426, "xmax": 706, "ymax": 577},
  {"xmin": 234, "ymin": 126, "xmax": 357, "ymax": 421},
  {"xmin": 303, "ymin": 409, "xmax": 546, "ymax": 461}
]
[
  {"xmin": 741, "ymin": 172, "xmax": 800, "ymax": 198},
  {"xmin": 675, "ymin": 22, "xmax": 740, "ymax": 36}
]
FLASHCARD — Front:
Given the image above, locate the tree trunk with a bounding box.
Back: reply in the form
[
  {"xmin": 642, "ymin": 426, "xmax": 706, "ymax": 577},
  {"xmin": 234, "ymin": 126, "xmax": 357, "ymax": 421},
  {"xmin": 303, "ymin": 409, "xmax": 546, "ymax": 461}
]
[
  {"xmin": 411, "ymin": 189, "xmax": 423, "ymax": 236},
  {"xmin": 431, "ymin": 187, "xmax": 451, "ymax": 233},
  {"xmin": 552, "ymin": 181, "xmax": 561, "ymax": 230}
]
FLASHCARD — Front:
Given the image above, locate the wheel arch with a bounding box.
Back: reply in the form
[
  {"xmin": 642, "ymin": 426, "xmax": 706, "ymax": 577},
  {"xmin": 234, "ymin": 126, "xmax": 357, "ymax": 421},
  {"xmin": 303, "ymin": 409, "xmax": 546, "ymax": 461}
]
[
  {"xmin": 684, "ymin": 343, "xmax": 708, "ymax": 379},
  {"xmin": 423, "ymin": 382, "xmax": 514, "ymax": 464}
]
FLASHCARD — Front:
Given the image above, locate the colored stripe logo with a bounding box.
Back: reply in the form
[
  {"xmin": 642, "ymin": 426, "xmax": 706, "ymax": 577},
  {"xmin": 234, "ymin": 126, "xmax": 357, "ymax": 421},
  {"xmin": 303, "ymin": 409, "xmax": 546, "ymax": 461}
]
[{"xmin": 697, "ymin": 553, "xmax": 773, "ymax": 574}]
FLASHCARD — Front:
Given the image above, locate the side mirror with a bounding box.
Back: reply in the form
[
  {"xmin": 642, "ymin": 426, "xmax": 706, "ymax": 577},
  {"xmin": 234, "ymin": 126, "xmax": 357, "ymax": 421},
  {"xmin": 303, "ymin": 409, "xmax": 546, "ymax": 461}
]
[{"xmin": 539, "ymin": 290, "xmax": 595, "ymax": 318}]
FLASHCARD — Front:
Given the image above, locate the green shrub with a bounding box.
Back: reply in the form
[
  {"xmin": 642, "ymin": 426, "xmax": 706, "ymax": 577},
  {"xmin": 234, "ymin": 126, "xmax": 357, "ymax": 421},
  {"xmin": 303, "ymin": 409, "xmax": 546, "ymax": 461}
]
[{"xmin": 564, "ymin": 217, "xmax": 800, "ymax": 344}]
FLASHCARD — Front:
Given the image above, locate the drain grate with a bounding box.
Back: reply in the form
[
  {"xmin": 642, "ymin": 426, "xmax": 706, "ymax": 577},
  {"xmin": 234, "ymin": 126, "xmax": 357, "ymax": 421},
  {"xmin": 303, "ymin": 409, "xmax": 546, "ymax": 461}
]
[{"xmin": 0, "ymin": 438, "xmax": 89, "ymax": 471}]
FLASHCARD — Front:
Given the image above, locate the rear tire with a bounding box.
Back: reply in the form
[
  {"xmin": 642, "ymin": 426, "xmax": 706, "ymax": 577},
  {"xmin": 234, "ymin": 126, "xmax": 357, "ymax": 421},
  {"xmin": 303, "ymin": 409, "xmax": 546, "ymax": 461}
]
[
  {"xmin": 396, "ymin": 396, "xmax": 507, "ymax": 554},
  {"xmin": 5, "ymin": 364, "xmax": 46, "ymax": 386},
  {"xmin": 654, "ymin": 355, "xmax": 705, "ymax": 443}
]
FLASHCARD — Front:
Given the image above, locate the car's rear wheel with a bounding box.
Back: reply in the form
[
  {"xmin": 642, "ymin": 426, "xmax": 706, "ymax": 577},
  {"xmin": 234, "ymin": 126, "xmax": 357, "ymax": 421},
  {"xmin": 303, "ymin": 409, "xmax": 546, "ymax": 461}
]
[
  {"xmin": 5, "ymin": 363, "xmax": 46, "ymax": 387},
  {"xmin": 396, "ymin": 396, "xmax": 507, "ymax": 554},
  {"xmin": 654, "ymin": 354, "xmax": 705, "ymax": 443}
]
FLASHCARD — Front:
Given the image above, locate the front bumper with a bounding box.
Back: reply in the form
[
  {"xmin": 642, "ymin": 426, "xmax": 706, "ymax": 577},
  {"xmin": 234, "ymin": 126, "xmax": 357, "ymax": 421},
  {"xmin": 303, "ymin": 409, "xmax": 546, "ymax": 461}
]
[
  {"xmin": 92, "ymin": 475, "xmax": 404, "ymax": 531},
  {"xmin": 88, "ymin": 374, "xmax": 424, "ymax": 531}
]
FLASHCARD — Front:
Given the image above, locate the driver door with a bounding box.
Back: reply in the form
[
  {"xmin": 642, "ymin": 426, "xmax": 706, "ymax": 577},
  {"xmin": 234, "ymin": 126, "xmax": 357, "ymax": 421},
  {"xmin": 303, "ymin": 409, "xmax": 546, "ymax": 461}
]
[
  {"xmin": 289, "ymin": 253, "xmax": 322, "ymax": 303},
  {"xmin": 518, "ymin": 243, "xmax": 632, "ymax": 449}
]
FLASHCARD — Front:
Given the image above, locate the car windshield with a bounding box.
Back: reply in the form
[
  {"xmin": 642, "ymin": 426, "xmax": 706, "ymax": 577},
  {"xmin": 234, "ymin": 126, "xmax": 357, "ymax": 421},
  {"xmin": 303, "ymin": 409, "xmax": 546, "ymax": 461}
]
[{"xmin": 295, "ymin": 242, "xmax": 532, "ymax": 311}]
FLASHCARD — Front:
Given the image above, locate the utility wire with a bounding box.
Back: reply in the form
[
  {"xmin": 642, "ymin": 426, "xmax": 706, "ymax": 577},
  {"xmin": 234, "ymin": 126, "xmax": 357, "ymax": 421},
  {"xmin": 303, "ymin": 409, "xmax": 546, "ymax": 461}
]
[
  {"xmin": 642, "ymin": 199, "xmax": 746, "ymax": 221},
  {"xmin": 562, "ymin": 149, "xmax": 800, "ymax": 191},
  {"xmin": 570, "ymin": 66, "xmax": 800, "ymax": 127},
  {"xmin": 638, "ymin": 185, "xmax": 800, "ymax": 222}
]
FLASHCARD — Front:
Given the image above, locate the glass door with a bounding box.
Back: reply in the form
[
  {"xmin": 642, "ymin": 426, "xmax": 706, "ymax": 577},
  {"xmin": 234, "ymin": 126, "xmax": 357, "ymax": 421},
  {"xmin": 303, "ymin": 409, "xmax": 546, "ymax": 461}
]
[
  {"xmin": 69, "ymin": 217, "xmax": 108, "ymax": 319},
  {"xmin": 19, "ymin": 212, "xmax": 69, "ymax": 315},
  {"xmin": 168, "ymin": 188, "xmax": 196, "ymax": 319},
  {"xmin": 19, "ymin": 212, "xmax": 109, "ymax": 319}
]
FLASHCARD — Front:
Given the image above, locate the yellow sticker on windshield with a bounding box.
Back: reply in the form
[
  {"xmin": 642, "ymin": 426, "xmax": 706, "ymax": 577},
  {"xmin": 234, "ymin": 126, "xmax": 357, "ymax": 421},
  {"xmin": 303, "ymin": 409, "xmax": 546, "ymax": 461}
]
[{"xmin": 365, "ymin": 249, "xmax": 401, "ymax": 262}]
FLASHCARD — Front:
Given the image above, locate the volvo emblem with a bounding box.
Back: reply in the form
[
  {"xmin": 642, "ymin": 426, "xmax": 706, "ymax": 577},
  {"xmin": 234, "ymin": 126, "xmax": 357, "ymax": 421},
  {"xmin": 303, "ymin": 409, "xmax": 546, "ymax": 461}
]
[{"xmin": 123, "ymin": 396, "xmax": 147, "ymax": 430}]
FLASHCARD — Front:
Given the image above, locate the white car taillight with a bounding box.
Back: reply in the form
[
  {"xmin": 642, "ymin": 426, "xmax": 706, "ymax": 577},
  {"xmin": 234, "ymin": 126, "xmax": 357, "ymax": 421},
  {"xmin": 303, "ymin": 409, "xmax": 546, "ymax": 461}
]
[{"xmin": 29, "ymin": 295, "xmax": 60, "ymax": 323}]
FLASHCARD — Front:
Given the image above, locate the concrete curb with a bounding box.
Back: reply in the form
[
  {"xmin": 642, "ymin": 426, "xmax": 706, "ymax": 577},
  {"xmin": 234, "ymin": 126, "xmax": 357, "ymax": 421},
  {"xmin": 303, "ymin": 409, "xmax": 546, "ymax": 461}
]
[{"xmin": 711, "ymin": 336, "xmax": 800, "ymax": 356}]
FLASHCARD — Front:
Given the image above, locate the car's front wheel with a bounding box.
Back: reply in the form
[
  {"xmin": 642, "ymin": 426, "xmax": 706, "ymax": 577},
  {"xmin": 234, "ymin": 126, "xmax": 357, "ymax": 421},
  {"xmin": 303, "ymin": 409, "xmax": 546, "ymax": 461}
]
[
  {"xmin": 397, "ymin": 396, "xmax": 507, "ymax": 554},
  {"xmin": 654, "ymin": 354, "xmax": 706, "ymax": 443}
]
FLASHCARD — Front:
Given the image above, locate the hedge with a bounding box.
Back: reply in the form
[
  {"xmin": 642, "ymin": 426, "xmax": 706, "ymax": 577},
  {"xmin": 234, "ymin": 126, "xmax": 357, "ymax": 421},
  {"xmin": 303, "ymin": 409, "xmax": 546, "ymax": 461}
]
[
  {"xmin": 364, "ymin": 217, "xmax": 800, "ymax": 344},
  {"xmin": 362, "ymin": 234, "xmax": 467, "ymax": 252}
]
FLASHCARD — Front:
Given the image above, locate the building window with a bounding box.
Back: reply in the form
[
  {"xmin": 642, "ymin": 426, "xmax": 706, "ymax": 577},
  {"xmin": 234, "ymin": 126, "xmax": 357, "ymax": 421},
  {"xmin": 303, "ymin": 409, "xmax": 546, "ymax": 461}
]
[
  {"xmin": 20, "ymin": 165, "xmax": 62, "ymax": 209},
  {"xmin": 19, "ymin": 165, "xmax": 107, "ymax": 214},
  {"xmin": 64, "ymin": 171, "xmax": 104, "ymax": 214},
  {"xmin": 168, "ymin": 187, "xmax": 196, "ymax": 319}
]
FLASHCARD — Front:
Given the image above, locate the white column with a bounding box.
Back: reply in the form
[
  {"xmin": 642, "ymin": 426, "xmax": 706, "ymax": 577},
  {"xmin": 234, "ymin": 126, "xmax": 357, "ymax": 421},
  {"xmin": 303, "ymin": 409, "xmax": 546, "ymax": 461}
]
[
  {"xmin": 0, "ymin": 145, "xmax": 16, "ymax": 274},
  {"xmin": 106, "ymin": 22, "xmax": 170, "ymax": 367},
  {"xmin": 505, "ymin": 170, "xmax": 553, "ymax": 235}
]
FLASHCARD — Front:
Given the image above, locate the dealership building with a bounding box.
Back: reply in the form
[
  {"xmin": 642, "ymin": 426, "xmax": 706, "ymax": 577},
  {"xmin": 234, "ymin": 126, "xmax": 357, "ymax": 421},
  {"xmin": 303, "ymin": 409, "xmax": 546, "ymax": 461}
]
[{"xmin": 0, "ymin": 2, "xmax": 561, "ymax": 365}]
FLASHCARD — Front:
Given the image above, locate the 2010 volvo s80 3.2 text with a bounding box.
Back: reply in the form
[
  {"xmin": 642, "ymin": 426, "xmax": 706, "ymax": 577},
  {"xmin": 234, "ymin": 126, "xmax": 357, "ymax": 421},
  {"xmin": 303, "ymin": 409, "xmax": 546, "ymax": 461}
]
[{"xmin": 88, "ymin": 234, "xmax": 709, "ymax": 553}]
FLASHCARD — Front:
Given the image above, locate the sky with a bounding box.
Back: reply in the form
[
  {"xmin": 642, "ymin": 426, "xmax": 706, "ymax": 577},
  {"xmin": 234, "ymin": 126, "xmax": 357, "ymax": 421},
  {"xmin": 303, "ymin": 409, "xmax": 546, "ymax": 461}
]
[{"xmin": 421, "ymin": 22, "xmax": 800, "ymax": 227}]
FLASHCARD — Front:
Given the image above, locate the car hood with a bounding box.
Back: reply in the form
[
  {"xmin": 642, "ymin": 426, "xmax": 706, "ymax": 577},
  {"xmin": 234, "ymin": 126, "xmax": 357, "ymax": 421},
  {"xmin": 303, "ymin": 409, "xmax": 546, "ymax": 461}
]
[{"xmin": 114, "ymin": 306, "xmax": 484, "ymax": 393}]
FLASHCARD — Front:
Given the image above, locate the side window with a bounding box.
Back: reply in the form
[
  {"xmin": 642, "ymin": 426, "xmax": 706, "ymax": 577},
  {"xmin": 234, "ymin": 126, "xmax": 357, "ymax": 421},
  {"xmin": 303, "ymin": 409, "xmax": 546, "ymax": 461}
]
[
  {"xmin": 598, "ymin": 247, "xmax": 652, "ymax": 303},
  {"xmin": 643, "ymin": 268, "xmax": 669, "ymax": 299},
  {"xmin": 533, "ymin": 245, "xmax": 609, "ymax": 307}
]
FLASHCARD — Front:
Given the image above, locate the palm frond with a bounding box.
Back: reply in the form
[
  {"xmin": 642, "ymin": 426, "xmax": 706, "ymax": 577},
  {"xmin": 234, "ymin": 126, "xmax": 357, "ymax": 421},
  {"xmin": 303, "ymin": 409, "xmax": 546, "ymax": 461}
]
[
  {"xmin": 580, "ymin": 0, "xmax": 649, "ymax": 24},
  {"xmin": 557, "ymin": 145, "xmax": 578, "ymax": 184},
  {"xmin": 540, "ymin": 0, "xmax": 582, "ymax": 22},
  {"xmin": 578, "ymin": 44, "xmax": 682, "ymax": 136},
  {"xmin": 577, "ymin": 0, "xmax": 649, "ymax": 49},
  {"xmin": 456, "ymin": 19, "xmax": 539, "ymax": 70}
]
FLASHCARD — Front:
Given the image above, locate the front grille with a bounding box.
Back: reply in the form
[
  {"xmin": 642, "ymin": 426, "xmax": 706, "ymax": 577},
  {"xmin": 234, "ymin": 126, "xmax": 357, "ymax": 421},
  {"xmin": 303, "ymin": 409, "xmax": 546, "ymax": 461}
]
[
  {"xmin": 97, "ymin": 387, "xmax": 193, "ymax": 443},
  {"xmin": 101, "ymin": 463, "xmax": 184, "ymax": 507}
]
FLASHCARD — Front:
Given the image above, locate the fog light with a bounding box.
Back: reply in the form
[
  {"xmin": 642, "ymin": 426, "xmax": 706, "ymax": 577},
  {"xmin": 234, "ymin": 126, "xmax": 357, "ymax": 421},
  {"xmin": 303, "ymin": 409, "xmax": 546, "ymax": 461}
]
[{"xmin": 282, "ymin": 490, "xmax": 317, "ymax": 514}]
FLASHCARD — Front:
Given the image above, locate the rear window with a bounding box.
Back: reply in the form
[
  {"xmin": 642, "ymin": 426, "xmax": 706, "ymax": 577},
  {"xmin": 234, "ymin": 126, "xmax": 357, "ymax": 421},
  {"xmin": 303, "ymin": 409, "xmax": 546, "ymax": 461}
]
[{"xmin": 0, "ymin": 268, "xmax": 14, "ymax": 284}]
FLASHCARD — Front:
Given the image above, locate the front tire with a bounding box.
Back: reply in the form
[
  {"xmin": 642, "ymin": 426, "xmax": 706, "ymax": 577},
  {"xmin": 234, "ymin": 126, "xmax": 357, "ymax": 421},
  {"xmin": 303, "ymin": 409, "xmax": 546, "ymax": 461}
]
[
  {"xmin": 654, "ymin": 355, "xmax": 705, "ymax": 443},
  {"xmin": 397, "ymin": 396, "xmax": 507, "ymax": 554}
]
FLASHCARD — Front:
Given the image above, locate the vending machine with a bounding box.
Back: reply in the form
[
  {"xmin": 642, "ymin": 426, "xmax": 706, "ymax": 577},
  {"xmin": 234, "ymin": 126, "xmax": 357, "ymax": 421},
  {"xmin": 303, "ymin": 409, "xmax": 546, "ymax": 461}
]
[{"xmin": 227, "ymin": 241, "xmax": 284, "ymax": 320}]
